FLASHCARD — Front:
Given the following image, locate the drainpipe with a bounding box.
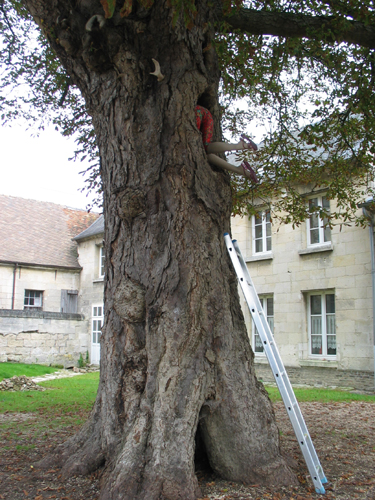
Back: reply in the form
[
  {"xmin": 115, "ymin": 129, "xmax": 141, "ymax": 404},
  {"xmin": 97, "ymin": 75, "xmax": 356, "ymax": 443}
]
[
  {"xmin": 361, "ymin": 202, "xmax": 375, "ymax": 390},
  {"xmin": 12, "ymin": 263, "xmax": 18, "ymax": 309}
]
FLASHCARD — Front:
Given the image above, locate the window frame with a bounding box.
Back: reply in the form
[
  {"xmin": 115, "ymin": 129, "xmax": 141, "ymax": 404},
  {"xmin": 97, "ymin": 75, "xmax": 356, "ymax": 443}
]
[
  {"xmin": 24, "ymin": 289, "xmax": 43, "ymax": 310},
  {"xmin": 307, "ymin": 291, "xmax": 336, "ymax": 358},
  {"xmin": 92, "ymin": 304, "xmax": 104, "ymax": 345},
  {"xmin": 252, "ymin": 295, "xmax": 274, "ymax": 355},
  {"xmin": 306, "ymin": 195, "xmax": 331, "ymax": 247},
  {"xmin": 99, "ymin": 246, "xmax": 105, "ymax": 278},
  {"xmin": 252, "ymin": 209, "xmax": 272, "ymax": 255}
]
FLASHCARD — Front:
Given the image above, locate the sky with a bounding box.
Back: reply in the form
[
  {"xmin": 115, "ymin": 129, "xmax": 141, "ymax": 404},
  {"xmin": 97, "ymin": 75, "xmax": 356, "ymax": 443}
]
[{"xmin": 1, "ymin": 124, "xmax": 99, "ymax": 212}]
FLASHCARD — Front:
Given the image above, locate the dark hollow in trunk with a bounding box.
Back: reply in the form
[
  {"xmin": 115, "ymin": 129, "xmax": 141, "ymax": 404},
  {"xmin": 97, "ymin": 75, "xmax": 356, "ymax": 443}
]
[{"xmin": 24, "ymin": 1, "xmax": 296, "ymax": 498}]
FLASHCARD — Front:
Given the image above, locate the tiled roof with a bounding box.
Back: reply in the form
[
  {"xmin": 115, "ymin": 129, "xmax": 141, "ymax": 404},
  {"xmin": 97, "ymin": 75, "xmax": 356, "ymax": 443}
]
[
  {"xmin": 74, "ymin": 214, "xmax": 104, "ymax": 241},
  {"xmin": 0, "ymin": 195, "xmax": 100, "ymax": 269}
]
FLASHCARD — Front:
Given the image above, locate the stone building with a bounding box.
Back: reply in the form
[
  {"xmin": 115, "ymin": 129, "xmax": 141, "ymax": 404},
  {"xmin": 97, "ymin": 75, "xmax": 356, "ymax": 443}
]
[
  {"xmin": 73, "ymin": 215, "xmax": 105, "ymax": 364},
  {"xmin": 1, "ymin": 192, "xmax": 374, "ymax": 390},
  {"xmin": 0, "ymin": 195, "xmax": 100, "ymax": 367},
  {"xmin": 231, "ymin": 194, "xmax": 375, "ymax": 391}
]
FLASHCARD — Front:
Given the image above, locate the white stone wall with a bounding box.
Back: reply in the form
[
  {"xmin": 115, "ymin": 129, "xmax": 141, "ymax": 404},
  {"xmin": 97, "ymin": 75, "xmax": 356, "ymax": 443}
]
[
  {"xmin": 0, "ymin": 311, "xmax": 89, "ymax": 367},
  {"xmin": 76, "ymin": 237, "xmax": 105, "ymax": 319},
  {"xmin": 0, "ymin": 264, "xmax": 80, "ymax": 312},
  {"xmin": 231, "ymin": 206, "xmax": 374, "ymax": 373}
]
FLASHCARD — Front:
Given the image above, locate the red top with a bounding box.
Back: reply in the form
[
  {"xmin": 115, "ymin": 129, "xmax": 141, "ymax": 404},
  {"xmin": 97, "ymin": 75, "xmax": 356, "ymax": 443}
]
[{"xmin": 195, "ymin": 105, "xmax": 214, "ymax": 149}]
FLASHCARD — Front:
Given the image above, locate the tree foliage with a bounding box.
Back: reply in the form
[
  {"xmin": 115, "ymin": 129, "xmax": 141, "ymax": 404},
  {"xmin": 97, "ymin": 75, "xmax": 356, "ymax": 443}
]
[{"xmin": 1, "ymin": 0, "xmax": 374, "ymax": 224}]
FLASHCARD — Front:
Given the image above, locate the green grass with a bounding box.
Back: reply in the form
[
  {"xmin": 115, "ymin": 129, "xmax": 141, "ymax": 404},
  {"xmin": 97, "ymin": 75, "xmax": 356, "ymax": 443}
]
[
  {"xmin": 0, "ymin": 362, "xmax": 61, "ymax": 382},
  {"xmin": 266, "ymin": 385, "xmax": 375, "ymax": 403},
  {"xmin": 0, "ymin": 372, "xmax": 100, "ymax": 415}
]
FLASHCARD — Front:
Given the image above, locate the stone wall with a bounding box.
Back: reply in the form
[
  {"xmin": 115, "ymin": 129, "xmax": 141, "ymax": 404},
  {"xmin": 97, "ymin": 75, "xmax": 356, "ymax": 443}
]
[
  {"xmin": 254, "ymin": 361, "xmax": 375, "ymax": 392},
  {"xmin": 0, "ymin": 264, "xmax": 81, "ymax": 312},
  {"xmin": 0, "ymin": 309, "xmax": 89, "ymax": 367},
  {"xmin": 231, "ymin": 201, "xmax": 374, "ymax": 373}
]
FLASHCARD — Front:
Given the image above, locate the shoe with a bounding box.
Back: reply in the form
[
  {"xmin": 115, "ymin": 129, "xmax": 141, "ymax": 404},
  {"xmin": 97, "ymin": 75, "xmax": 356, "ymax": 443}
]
[
  {"xmin": 240, "ymin": 134, "xmax": 258, "ymax": 151},
  {"xmin": 241, "ymin": 161, "xmax": 258, "ymax": 183}
]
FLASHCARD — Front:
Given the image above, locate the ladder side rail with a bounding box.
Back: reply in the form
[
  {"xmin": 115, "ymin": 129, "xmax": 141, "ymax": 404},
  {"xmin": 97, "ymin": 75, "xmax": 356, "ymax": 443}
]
[
  {"xmin": 224, "ymin": 235, "xmax": 327, "ymax": 492},
  {"xmin": 251, "ymin": 309, "xmax": 327, "ymax": 492},
  {"xmin": 231, "ymin": 239, "xmax": 298, "ymax": 390}
]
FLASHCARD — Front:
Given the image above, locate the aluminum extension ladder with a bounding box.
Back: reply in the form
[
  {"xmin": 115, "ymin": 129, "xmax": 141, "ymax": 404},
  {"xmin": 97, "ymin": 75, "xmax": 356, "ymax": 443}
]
[{"xmin": 224, "ymin": 233, "xmax": 327, "ymax": 495}]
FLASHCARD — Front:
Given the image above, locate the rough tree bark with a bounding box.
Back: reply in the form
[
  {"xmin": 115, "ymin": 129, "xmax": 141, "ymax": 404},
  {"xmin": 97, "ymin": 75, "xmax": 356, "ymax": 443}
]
[{"xmin": 24, "ymin": 1, "xmax": 295, "ymax": 498}]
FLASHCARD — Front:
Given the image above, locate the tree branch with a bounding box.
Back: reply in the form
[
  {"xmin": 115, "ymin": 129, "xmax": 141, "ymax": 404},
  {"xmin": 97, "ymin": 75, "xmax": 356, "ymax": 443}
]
[{"xmin": 225, "ymin": 8, "xmax": 375, "ymax": 49}]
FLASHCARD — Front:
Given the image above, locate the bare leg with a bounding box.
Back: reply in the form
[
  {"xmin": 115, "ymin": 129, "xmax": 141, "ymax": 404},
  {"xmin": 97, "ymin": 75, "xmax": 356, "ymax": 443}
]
[
  {"xmin": 207, "ymin": 154, "xmax": 258, "ymax": 182},
  {"xmin": 206, "ymin": 142, "xmax": 245, "ymax": 154},
  {"xmin": 206, "ymin": 134, "xmax": 257, "ymax": 155}
]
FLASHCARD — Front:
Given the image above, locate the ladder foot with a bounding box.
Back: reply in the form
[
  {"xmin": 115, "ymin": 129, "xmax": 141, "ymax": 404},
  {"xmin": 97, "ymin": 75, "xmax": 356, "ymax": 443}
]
[
  {"xmin": 315, "ymin": 486, "xmax": 326, "ymax": 495},
  {"xmin": 321, "ymin": 476, "xmax": 328, "ymax": 484}
]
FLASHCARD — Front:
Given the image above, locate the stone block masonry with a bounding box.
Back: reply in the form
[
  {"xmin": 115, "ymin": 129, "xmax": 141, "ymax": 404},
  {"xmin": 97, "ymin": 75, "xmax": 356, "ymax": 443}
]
[
  {"xmin": 0, "ymin": 309, "xmax": 89, "ymax": 368},
  {"xmin": 255, "ymin": 362, "xmax": 375, "ymax": 392}
]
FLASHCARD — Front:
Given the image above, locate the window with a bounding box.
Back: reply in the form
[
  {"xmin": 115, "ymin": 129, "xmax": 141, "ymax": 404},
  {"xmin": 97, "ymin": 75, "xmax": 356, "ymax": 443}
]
[
  {"xmin": 307, "ymin": 196, "xmax": 331, "ymax": 246},
  {"xmin": 252, "ymin": 210, "xmax": 271, "ymax": 254},
  {"xmin": 24, "ymin": 290, "xmax": 43, "ymax": 310},
  {"xmin": 99, "ymin": 246, "xmax": 105, "ymax": 278},
  {"xmin": 253, "ymin": 296, "xmax": 274, "ymax": 354},
  {"xmin": 92, "ymin": 305, "xmax": 103, "ymax": 365},
  {"xmin": 309, "ymin": 293, "xmax": 336, "ymax": 356},
  {"xmin": 92, "ymin": 305, "xmax": 103, "ymax": 345}
]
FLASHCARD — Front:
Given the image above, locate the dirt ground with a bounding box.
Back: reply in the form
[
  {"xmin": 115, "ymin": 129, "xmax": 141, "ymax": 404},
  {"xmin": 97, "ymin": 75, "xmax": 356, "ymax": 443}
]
[{"xmin": 0, "ymin": 400, "xmax": 374, "ymax": 500}]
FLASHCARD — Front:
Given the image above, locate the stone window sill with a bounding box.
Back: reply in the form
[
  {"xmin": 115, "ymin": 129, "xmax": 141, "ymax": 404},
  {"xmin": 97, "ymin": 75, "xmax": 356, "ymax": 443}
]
[
  {"xmin": 254, "ymin": 356, "xmax": 269, "ymax": 364},
  {"xmin": 299, "ymin": 359, "xmax": 338, "ymax": 368},
  {"xmin": 246, "ymin": 252, "xmax": 274, "ymax": 263},
  {"xmin": 93, "ymin": 277, "xmax": 104, "ymax": 283},
  {"xmin": 298, "ymin": 243, "xmax": 333, "ymax": 255}
]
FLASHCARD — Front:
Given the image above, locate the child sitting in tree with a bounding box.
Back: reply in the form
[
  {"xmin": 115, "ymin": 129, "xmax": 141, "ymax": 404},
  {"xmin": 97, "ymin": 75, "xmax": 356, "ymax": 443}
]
[{"xmin": 195, "ymin": 105, "xmax": 258, "ymax": 183}]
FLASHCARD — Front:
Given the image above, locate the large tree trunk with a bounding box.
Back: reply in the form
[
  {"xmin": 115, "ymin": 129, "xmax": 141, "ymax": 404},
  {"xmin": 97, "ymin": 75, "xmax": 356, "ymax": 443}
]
[{"xmin": 25, "ymin": 1, "xmax": 295, "ymax": 498}]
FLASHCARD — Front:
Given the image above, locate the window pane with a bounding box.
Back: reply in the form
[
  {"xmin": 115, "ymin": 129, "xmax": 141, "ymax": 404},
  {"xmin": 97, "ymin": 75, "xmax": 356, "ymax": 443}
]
[
  {"xmin": 323, "ymin": 224, "xmax": 331, "ymax": 242},
  {"xmin": 92, "ymin": 332, "xmax": 96, "ymax": 343},
  {"xmin": 310, "ymin": 227, "xmax": 320, "ymax": 244},
  {"xmin": 322, "ymin": 196, "xmax": 330, "ymax": 210},
  {"xmin": 265, "ymin": 211, "xmax": 271, "ymax": 223},
  {"xmin": 311, "ymin": 295, "xmax": 321, "ymax": 315},
  {"xmin": 255, "ymin": 225, "xmax": 263, "ymax": 239},
  {"xmin": 266, "ymin": 298, "xmax": 274, "ymax": 316},
  {"xmin": 266, "ymin": 223, "xmax": 271, "ymax": 237},
  {"xmin": 98, "ymin": 307, "xmax": 102, "ymax": 317},
  {"xmin": 311, "ymin": 316, "xmax": 322, "ymax": 336},
  {"xmin": 266, "ymin": 236, "xmax": 272, "ymax": 251},
  {"xmin": 327, "ymin": 335, "xmax": 336, "ymax": 355},
  {"xmin": 326, "ymin": 294, "xmax": 335, "ymax": 314},
  {"xmin": 267, "ymin": 316, "xmax": 274, "ymax": 334},
  {"xmin": 255, "ymin": 215, "xmax": 262, "ymax": 225},
  {"xmin": 326, "ymin": 314, "xmax": 335, "ymax": 335},
  {"xmin": 311, "ymin": 335, "xmax": 322, "ymax": 354},
  {"xmin": 254, "ymin": 329, "xmax": 264, "ymax": 352},
  {"xmin": 310, "ymin": 212, "xmax": 319, "ymax": 230},
  {"xmin": 93, "ymin": 307, "xmax": 97, "ymax": 316},
  {"xmin": 255, "ymin": 239, "xmax": 263, "ymax": 253}
]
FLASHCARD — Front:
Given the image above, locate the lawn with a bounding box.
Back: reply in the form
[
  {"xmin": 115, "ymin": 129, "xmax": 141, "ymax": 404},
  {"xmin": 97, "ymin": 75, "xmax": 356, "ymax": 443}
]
[
  {"xmin": 0, "ymin": 361, "xmax": 61, "ymax": 382},
  {"xmin": 266, "ymin": 385, "xmax": 375, "ymax": 403},
  {"xmin": 0, "ymin": 373, "xmax": 374, "ymax": 500},
  {"xmin": 0, "ymin": 371, "xmax": 100, "ymax": 415}
]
